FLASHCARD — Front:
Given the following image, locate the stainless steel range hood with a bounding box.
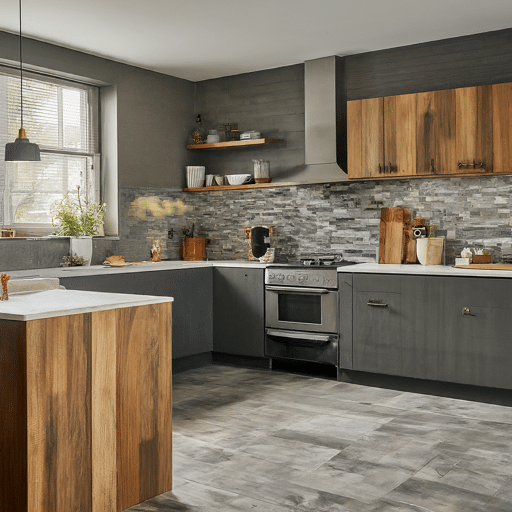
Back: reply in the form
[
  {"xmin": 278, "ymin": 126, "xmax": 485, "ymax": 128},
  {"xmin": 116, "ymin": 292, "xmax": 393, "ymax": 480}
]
[{"xmin": 275, "ymin": 56, "xmax": 348, "ymax": 184}]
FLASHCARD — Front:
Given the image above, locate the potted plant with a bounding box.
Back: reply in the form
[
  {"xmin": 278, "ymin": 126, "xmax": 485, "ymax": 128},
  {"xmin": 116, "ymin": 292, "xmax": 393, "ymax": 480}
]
[
  {"xmin": 416, "ymin": 224, "xmax": 444, "ymax": 265},
  {"xmin": 50, "ymin": 186, "xmax": 106, "ymax": 266}
]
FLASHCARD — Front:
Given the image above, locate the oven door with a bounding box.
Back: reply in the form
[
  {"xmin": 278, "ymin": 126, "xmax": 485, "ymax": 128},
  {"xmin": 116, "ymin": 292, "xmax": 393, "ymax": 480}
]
[
  {"xmin": 265, "ymin": 329, "xmax": 338, "ymax": 366},
  {"xmin": 265, "ymin": 285, "xmax": 338, "ymax": 333}
]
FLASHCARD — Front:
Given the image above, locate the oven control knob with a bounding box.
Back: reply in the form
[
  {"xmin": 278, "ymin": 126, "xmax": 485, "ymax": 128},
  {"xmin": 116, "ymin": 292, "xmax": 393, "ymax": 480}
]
[
  {"xmin": 298, "ymin": 275, "xmax": 305, "ymax": 282},
  {"xmin": 287, "ymin": 275, "xmax": 296, "ymax": 282},
  {"xmin": 277, "ymin": 273, "xmax": 285, "ymax": 281},
  {"xmin": 268, "ymin": 272, "xmax": 275, "ymax": 280}
]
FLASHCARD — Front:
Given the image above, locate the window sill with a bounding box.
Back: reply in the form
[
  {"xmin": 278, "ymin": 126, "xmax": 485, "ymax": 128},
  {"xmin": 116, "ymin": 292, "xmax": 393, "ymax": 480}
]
[{"xmin": 0, "ymin": 235, "xmax": 120, "ymax": 241}]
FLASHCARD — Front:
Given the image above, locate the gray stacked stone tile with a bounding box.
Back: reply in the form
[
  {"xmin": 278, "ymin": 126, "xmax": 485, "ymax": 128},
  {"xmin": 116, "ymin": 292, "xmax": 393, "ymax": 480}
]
[{"xmin": 117, "ymin": 174, "xmax": 512, "ymax": 265}]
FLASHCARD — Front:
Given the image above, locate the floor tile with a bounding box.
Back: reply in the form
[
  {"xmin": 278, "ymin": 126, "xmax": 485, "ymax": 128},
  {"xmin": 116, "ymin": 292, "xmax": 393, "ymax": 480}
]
[{"xmin": 127, "ymin": 365, "xmax": 512, "ymax": 511}]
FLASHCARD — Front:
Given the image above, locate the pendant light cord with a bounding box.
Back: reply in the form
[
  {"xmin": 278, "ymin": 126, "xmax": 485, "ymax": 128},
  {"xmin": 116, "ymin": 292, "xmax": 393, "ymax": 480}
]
[{"xmin": 19, "ymin": 0, "xmax": 23, "ymax": 129}]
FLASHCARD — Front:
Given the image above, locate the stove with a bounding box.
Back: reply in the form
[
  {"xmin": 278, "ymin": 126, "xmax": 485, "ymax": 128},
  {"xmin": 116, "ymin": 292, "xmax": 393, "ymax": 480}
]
[{"xmin": 264, "ymin": 257, "xmax": 355, "ymax": 368}]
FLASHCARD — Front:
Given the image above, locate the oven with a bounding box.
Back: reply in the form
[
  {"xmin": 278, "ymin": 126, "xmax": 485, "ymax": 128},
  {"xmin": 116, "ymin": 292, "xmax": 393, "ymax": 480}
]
[{"xmin": 264, "ymin": 265, "xmax": 341, "ymax": 366}]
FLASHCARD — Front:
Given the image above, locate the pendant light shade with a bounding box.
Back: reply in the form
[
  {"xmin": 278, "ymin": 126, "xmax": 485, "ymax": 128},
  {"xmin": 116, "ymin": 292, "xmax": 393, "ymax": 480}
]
[
  {"xmin": 5, "ymin": 128, "xmax": 41, "ymax": 161},
  {"xmin": 4, "ymin": 0, "xmax": 40, "ymax": 162}
]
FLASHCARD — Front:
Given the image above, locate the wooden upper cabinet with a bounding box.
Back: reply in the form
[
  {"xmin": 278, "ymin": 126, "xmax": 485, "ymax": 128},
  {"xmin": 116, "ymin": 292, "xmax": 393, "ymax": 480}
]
[
  {"xmin": 493, "ymin": 82, "xmax": 512, "ymax": 173},
  {"xmin": 347, "ymin": 83, "xmax": 503, "ymax": 179},
  {"xmin": 347, "ymin": 97, "xmax": 383, "ymax": 178},
  {"xmin": 384, "ymin": 94, "xmax": 417, "ymax": 176},
  {"xmin": 455, "ymin": 85, "xmax": 493, "ymax": 173},
  {"xmin": 415, "ymin": 89, "xmax": 456, "ymax": 175}
]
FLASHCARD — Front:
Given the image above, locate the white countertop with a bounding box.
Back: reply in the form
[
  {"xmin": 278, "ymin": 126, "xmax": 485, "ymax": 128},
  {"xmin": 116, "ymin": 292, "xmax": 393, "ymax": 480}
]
[
  {"xmin": 5, "ymin": 260, "xmax": 512, "ymax": 281},
  {"xmin": 0, "ymin": 288, "xmax": 173, "ymax": 321},
  {"xmin": 337, "ymin": 262, "xmax": 512, "ymax": 278},
  {"xmin": 2, "ymin": 259, "xmax": 269, "ymax": 280}
]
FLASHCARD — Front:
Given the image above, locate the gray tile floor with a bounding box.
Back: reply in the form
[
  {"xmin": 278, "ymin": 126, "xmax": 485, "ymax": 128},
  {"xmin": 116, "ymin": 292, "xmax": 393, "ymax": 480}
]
[{"xmin": 128, "ymin": 365, "xmax": 512, "ymax": 511}]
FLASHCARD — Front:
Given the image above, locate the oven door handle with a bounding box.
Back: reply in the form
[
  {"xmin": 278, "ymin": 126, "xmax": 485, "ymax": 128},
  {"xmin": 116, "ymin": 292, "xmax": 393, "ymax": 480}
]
[
  {"xmin": 266, "ymin": 329, "xmax": 332, "ymax": 344},
  {"xmin": 266, "ymin": 285, "xmax": 330, "ymax": 294}
]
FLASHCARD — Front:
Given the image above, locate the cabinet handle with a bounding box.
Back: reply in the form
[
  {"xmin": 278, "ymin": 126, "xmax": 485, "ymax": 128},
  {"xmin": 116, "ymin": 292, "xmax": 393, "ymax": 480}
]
[
  {"xmin": 387, "ymin": 162, "xmax": 392, "ymax": 173},
  {"xmin": 430, "ymin": 159, "xmax": 435, "ymax": 173},
  {"xmin": 378, "ymin": 163, "xmax": 383, "ymax": 173},
  {"xmin": 458, "ymin": 160, "xmax": 485, "ymax": 170},
  {"xmin": 367, "ymin": 300, "xmax": 388, "ymax": 307},
  {"xmin": 462, "ymin": 307, "xmax": 476, "ymax": 316}
]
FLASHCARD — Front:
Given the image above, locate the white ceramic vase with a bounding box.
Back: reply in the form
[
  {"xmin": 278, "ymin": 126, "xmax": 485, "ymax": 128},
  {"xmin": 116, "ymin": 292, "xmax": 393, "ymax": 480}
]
[
  {"xmin": 69, "ymin": 236, "xmax": 93, "ymax": 265},
  {"xmin": 416, "ymin": 237, "xmax": 444, "ymax": 265}
]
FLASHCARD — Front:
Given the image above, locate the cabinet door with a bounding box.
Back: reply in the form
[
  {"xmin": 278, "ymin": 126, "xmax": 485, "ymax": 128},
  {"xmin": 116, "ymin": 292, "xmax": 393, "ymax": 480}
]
[
  {"xmin": 493, "ymin": 82, "xmax": 512, "ymax": 173},
  {"xmin": 352, "ymin": 275, "xmax": 403, "ymax": 374},
  {"xmin": 416, "ymin": 89, "xmax": 456, "ymax": 175},
  {"xmin": 213, "ymin": 267, "xmax": 265, "ymax": 357},
  {"xmin": 384, "ymin": 94, "xmax": 417, "ymax": 176},
  {"xmin": 424, "ymin": 277, "xmax": 512, "ymax": 389},
  {"xmin": 455, "ymin": 85, "xmax": 493, "ymax": 172},
  {"xmin": 347, "ymin": 97, "xmax": 384, "ymax": 179}
]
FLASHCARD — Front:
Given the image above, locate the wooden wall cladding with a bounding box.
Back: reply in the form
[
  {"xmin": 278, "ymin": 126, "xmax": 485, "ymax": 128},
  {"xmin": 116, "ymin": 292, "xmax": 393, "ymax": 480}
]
[
  {"xmin": 345, "ymin": 28, "xmax": 512, "ymax": 100},
  {"xmin": 0, "ymin": 302, "xmax": 172, "ymax": 512}
]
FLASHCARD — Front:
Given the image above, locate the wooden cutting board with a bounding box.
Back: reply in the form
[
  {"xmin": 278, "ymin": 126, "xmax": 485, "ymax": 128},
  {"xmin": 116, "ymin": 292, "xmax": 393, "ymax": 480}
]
[
  {"xmin": 455, "ymin": 264, "xmax": 512, "ymax": 270},
  {"xmin": 402, "ymin": 208, "xmax": 417, "ymax": 264},
  {"xmin": 379, "ymin": 207, "xmax": 404, "ymax": 264}
]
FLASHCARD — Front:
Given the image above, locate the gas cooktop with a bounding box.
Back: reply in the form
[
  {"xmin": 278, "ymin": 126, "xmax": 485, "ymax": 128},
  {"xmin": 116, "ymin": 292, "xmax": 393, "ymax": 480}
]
[{"xmin": 267, "ymin": 259, "xmax": 357, "ymax": 269}]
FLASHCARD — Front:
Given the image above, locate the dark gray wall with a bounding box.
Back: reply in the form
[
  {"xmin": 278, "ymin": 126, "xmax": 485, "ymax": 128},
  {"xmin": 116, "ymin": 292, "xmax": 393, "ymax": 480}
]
[
  {"xmin": 344, "ymin": 27, "xmax": 512, "ymax": 100},
  {"xmin": 192, "ymin": 65, "xmax": 305, "ymax": 179},
  {"xmin": 0, "ymin": 30, "xmax": 194, "ymax": 189}
]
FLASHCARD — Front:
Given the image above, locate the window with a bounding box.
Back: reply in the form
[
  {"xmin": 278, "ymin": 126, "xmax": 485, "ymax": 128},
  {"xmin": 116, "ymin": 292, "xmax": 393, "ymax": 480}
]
[{"xmin": 0, "ymin": 68, "xmax": 100, "ymax": 233}]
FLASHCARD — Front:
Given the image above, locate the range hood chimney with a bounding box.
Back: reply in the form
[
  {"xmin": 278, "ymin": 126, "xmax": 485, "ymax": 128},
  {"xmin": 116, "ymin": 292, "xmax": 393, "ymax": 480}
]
[
  {"xmin": 301, "ymin": 56, "xmax": 348, "ymax": 183},
  {"xmin": 270, "ymin": 56, "xmax": 348, "ymax": 184}
]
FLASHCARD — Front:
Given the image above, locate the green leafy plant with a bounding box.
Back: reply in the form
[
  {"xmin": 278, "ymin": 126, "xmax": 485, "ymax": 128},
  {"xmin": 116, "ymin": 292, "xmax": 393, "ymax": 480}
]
[{"xmin": 50, "ymin": 186, "xmax": 106, "ymax": 236}]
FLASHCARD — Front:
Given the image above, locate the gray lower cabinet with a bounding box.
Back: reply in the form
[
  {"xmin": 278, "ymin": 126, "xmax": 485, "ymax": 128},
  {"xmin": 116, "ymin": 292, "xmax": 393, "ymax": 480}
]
[
  {"xmin": 60, "ymin": 268, "xmax": 213, "ymax": 359},
  {"xmin": 350, "ymin": 272, "xmax": 512, "ymax": 389},
  {"xmin": 213, "ymin": 267, "xmax": 265, "ymax": 357},
  {"xmin": 352, "ymin": 274, "xmax": 403, "ymax": 375},
  {"xmin": 419, "ymin": 276, "xmax": 512, "ymax": 389}
]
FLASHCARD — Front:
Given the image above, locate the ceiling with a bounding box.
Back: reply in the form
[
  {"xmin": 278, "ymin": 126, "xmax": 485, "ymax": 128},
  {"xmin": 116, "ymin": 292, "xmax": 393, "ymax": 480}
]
[{"xmin": 1, "ymin": 0, "xmax": 512, "ymax": 82}]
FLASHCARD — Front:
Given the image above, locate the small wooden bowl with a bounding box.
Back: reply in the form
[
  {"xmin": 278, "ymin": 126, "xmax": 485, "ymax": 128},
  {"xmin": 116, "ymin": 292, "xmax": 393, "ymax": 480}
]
[
  {"xmin": 472, "ymin": 254, "xmax": 493, "ymax": 264},
  {"xmin": 255, "ymin": 177, "xmax": 272, "ymax": 184}
]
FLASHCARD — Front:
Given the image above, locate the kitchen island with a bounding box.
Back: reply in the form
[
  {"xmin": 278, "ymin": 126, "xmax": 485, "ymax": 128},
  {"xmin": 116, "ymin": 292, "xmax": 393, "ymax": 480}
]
[{"xmin": 0, "ymin": 284, "xmax": 173, "ymax": 512}]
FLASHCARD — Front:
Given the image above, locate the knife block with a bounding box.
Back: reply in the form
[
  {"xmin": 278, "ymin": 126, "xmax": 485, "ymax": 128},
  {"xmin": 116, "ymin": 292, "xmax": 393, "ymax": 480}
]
[{"xmin": 182, "ymin": 237, "xmax": 206, "ymax": 261}]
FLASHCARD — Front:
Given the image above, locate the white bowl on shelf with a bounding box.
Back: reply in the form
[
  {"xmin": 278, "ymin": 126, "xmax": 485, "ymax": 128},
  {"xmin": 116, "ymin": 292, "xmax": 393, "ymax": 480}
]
[{"xmin": 225, "ymin": 174, "xmax": 251, "ymax": 186}]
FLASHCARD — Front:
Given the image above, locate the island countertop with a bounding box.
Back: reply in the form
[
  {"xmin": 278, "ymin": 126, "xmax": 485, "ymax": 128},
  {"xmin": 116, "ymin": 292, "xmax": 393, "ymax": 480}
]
[{"xmin": 0, "ymin": 288, "xmax": 173, "ymax": 321}]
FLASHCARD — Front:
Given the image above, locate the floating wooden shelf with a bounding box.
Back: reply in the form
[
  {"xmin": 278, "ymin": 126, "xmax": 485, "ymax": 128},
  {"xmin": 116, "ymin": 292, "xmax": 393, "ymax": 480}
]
[
  {"xmin": 183, "ymin": 182, "xmax": 297, "ymax": 192},
  {"xmin": 186, "ymin": 138, "xmax": 282, "ymax": 150}
]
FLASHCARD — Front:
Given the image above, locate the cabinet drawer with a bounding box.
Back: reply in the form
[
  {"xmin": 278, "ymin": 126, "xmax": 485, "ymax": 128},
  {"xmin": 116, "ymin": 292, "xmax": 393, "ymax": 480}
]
[{"xmin": 353, "ymin": 274, "xmax": 401, "ymax": 293}]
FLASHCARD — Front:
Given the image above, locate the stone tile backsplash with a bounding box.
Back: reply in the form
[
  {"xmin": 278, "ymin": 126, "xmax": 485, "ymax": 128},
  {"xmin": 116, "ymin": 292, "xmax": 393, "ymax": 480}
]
[
  {"xmin": 118, "ymin": 174, "xmax": 512, "ymax": 265},
  {"xmin": 1, "ymin": 176, "xmax": 510, "ymax": 271}
]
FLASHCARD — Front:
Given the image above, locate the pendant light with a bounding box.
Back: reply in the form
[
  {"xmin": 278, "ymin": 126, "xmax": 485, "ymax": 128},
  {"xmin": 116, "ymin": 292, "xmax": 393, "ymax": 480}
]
[{"xmin": 4, "ymin": 0, "xmax": 40, "ymax": 162}]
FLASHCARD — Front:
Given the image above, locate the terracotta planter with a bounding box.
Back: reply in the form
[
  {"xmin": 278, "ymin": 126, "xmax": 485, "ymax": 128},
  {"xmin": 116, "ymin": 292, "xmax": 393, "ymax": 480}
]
[
  {"xmin": 182, "ymin": 237, "xmax": 206, "ymax": 261},
  {"xmin": 416, "ymin": 237, "xmax": 444, "ymax": 265}
]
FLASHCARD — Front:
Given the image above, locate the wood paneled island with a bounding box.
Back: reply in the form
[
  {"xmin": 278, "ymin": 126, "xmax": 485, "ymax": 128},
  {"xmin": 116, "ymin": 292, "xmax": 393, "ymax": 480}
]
[{"xmin": 0, "ymin": 286, "xmax": 173, "ymax": 512}]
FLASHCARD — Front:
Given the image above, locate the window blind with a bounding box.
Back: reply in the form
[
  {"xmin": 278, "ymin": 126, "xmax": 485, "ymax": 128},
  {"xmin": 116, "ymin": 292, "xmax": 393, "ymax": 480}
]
[{"xmin": 0, "ymin": 67, "xmax": 100, "ymax": 228}]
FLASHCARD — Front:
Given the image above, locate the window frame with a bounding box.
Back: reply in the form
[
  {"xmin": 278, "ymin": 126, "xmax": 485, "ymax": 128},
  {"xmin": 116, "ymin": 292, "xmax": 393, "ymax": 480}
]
[{"xmin": 0, "ymin": 65, "xmax": 103, "ymax": 236}]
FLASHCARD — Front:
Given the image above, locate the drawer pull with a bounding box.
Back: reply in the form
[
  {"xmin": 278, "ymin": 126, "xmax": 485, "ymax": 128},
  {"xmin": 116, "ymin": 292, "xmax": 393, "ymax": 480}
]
[
  {"xmin": 367, "ymin": 300, "xmax": 388, "ymax": 307},
  {"xmin": 462, "ymin": 307, "xmax": 476, "ymax": 316},
  {"xmin": 458, "ymin": 160, "xmax": 485, "ymax": 170}
]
